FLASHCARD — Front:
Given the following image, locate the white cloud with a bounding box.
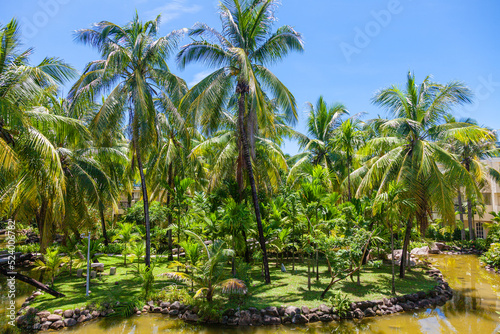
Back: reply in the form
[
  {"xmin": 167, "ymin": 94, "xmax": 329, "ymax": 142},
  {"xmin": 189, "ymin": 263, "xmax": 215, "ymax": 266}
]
[
  {"xmin": 145, "ymin": 0, "xmax": 202, "ymax": 24},
  {"xmin": 188, "ymin": 70, "xmax": 213, "ymax": 88}
]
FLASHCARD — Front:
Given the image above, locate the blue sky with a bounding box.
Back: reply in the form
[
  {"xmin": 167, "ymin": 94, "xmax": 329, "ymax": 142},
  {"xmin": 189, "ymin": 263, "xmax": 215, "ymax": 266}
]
[{"xmin": 2, "ymin": 0, "xmax": 500, "ymax": 154}]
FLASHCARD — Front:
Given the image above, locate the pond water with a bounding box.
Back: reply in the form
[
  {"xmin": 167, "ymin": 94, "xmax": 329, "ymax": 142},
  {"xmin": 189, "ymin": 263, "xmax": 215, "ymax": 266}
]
[{"xmin": 1, "ymin": 254, "xmax": 499, "ymax": 333}]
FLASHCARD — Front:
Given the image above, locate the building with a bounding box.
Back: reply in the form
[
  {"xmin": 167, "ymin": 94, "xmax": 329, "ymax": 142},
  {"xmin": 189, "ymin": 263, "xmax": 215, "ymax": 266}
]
[
  {"xmin": 115, "ymin": 186, "xmax": 142, "ymax": 216},
  {"xmin": 463, "ymin": 156, "xmax": 500, "ymax": 239}
]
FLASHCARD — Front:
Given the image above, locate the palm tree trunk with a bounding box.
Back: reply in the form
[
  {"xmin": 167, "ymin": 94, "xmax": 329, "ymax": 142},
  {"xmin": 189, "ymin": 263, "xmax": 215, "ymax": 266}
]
[
  {"xmin": 99, "ymin": 205, "xmax": 109, "ymax": 247},
  {"xmin": 399, "ymin": 218, "xmax": 412, "ymax": 278},
  {"xmin": 135, "ymin": 147, "xmax": 151, "ymax": 268},
  {"xmin": 347, "ymin": 157, "xmax": 352, "ymax": 201},
  {"xmin": 307, "ymin": 252, "xmax": 311, "ymax": 290},
  {"xmin": 458, "ymin": 189, "xmax": 465, "ymax": 241},
  {"xmin": 237, "ymin": 81, "xmax": 271, "ymax": 284},
  {"xmin": 467, "ymin": 200, "xmax": 474, "ymax": 240},
  {"xmin": 316, "ymin": 249, "xmax": 319, "ymax": 281},
  {"xmin": 465, "ymin": 161, "xmax": 475, "ymax": 240},
  {"xmin": 390, "ymin": 220, "xmax": 395, "ymax": 295}
]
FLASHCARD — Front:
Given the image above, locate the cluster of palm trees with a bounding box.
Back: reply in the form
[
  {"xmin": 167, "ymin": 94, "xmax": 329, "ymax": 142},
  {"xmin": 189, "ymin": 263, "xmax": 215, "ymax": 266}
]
[{"xmin": 2, "ymin": 0, "xmax": 498, "ymax": 287}]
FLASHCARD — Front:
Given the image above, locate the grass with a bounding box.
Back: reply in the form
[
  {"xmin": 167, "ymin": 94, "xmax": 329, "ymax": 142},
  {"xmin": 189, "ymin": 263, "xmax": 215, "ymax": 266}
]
[
  {"xmin": 28, "ymin": 256, "xmax": 436, "ymax": 312},
  {"xmin": 242, "ymin": 261, "xmax": 436, "ymax": 309}
]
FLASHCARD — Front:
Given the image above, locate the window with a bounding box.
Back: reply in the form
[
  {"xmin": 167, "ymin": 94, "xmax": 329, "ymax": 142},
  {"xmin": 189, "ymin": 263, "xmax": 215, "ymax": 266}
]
[{"xmin": 476, "ymin": 222, "xmax": 484, "ymax": 239}]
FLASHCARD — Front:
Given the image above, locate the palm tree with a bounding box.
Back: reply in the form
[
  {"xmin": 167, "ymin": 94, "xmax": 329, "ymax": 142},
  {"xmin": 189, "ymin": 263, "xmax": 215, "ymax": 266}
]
[
  {"xmin": 289, "ymin": 97, "xmax": 348, "ymax": 185},
  {"xmin": 358, "ymin": 72, "xmax": 487, "ymax": 278},
  {"xmin": 177, "ymin": 0, "xmax": 304, "ymax": 283},
  {"xmin": 163, "ymin": 232, "xmax": 246, "ymax": 302},
  {"xmin": 330, "ymin": 117, "xmax": 365, "ymax": 201},
  {"xmin": 113, "ymin": 222, "xmax": 141, "ymax": 265},
  {"xmin": 443, "ymin": 116, "xmax": 500, "ymax": 240},
  {"xmin": 70, "ymin": 14, "xmax": 187, "ymax": 268},
  {"xmin": 33, "ymin": 247, "xmax": 67, "ymax": 286},
  {"xmin": 373, "ymin": 182, "xmax": 414, "ymax": 294},
  {"xmin": 0, "ymin": 19, "xmax": 85, "ymax": 251}
]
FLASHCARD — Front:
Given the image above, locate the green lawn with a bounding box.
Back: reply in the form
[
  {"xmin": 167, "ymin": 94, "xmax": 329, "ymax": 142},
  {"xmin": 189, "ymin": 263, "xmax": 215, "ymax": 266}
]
[
  {"xmin": 244, "ymin": 261, "xmax": 436, "ymax": 309},
  {"xmin": 28, "ymin": 256, "xmax": 436, "ymax": 312}
]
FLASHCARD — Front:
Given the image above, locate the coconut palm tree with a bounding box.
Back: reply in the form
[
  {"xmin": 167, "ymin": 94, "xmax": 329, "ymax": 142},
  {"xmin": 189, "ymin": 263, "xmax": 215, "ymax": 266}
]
[
  {"xmin": 373, "ymin": 182, "xmax": 414, "ymax": 294},
  {"xmin": 70, "ymin": 14, "xmax": 188, "ymax": 267},
  {"xmin": 330, "ymin": 117, "xmax": 365, "ymax": 201},
  {"xmin": 358, "ymin": 72, "xmax": 488, "ymax": 278},
  {"xmin": 177, "ymin": 0, "xmax": 304, "ymax": 283},
  {"xmin": 442, "ymin": 115, "xmax": 500, "ymax": 240},
  {"xmin": 0, "ymin": 19, "xmax": 86, "ymax": 251}
]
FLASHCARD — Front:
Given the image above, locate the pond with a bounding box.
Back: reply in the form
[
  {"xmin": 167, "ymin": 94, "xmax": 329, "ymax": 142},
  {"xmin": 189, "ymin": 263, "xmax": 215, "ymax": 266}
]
[{"xmin": 1, "ymin": 255, "xmax": 499, "ymax": 333}]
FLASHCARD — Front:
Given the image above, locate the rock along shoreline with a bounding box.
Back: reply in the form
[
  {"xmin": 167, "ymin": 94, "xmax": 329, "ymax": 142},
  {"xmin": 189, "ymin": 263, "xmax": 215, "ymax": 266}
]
[{"xmin": 16, "ymin": 265, "xmax": 453, "ymax": 331}]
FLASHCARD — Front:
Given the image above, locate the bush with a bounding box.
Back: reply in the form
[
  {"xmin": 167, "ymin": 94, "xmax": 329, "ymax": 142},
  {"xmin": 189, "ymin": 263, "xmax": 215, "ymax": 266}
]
[
  {"xmin": 154, "ymin": 285, "xmax": 192, "ymax": 304},
  {"xmin": 367, "ymin": 260, "xmax": 383, "ymax": 269},
  {"xmin": 328, "ymin": 290, "xmax": 351, "ymax": 317},
  {"xmin": 481, "ymin": 243, "xmax": 500, "ymax": 269},
  {"xmin": 15, "ymin": 243, "xmax": 39, "ymax": 253},
  {"xmin": 99, "ymin": 243, "xmax": 124, "ymax": 254}
]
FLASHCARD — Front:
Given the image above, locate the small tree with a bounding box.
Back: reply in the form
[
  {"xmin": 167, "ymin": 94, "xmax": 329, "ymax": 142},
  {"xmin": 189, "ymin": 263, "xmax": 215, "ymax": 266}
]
[
  {"xmin": 33, "ymin": 247, "xmax": 67, "ymax": 287},
  {"xmin": 113, "ymin": 223, "xmax": 141, "ymax": 266}
]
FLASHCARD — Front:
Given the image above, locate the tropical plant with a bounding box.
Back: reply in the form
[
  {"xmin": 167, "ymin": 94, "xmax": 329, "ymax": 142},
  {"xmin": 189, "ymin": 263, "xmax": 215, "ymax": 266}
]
[
  {"xmin": 70, "ymin": 13, "xmax": 188, "ymax": 268},
  {"xmin": 373, "ymin": 181, "xmax": 414, "ymax": 294},
  {"xmin": 113, "ymin": 222, "xmax": 141, "ymax": 265},
  {"xmin": 177, "ymin": 0, "xmax": 304, "ymax": 283},
  {"xmin": 289, "ymin": 96, "xmax": 348, "ymax": 185},
  {"xmin": 33, "ymin": 247, "xmax": 67, "ymax": 286},
  {"xmin": 162, "ymin": 232, "xmax": 246, "ymax": 302},
  {"xmin": 358, "ymin": 72, "xmax": 487, "ymax": 277}
]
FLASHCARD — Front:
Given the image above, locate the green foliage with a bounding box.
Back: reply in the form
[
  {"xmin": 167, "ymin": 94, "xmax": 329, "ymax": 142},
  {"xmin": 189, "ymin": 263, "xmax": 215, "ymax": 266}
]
[
  {"xmin": 154, "ymin": 285, "xmax": 192, "ymax": 304},
  {"xmin": 481, "ymin": 243, "xmax": 500, "ymax": 269},
  {"xmin": 367, "ymin": 260, "xmax": 383, "ymax": 269},
  {"xmin": 122, "ymin": 201, "xmax": 169, "ymax": 228},
  {"xmin": 140, "ymin": 263, "xmax": 156, "ymax": 299},
  {"xmin": 33, "ymin": 246, "xmax": 67, "ymax": 286},
  {"xmin": 99, "ymin": 243, "xmax": 124, "ymax": 254},
  {"xmin": 14, "ymin": 243, "xmax": 39, "ymax": 253},
  {"xmin": 328, "ymin": 290, "xmax": 352, "ymax": 317},
  {"xmin": 191, "ymin": 298, "xmax": 224, "ymax": 322}
]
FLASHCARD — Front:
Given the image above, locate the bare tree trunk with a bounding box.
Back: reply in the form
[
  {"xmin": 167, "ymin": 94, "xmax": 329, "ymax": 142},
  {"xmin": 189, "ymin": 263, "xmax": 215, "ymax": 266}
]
[
  {"xmin": 99, "ymin": 205, "xmax": 109, "ymax": 247},
  {"xmin": 458, "ymin": 190, "xmax": 465, "ymax": 241},
  {"xmin": 0, "ymin": 267, "xmax": 65, "ymax": 298},
  {"xmin": 467, "ymin": 200, "xmax": 474, "ymax": 240},
  {"xmin": 237, "ymin": 81, "xmax": 271, "ymax": 284},
  {"xmin": 307, "ymin": 253, "xmax": 311, "ymax": 291},
  {"xmin": 390, "ymin": 221, "xmax": 395, "ymax": 295},
  {"xmin": 347, "ymin": 158, "xmax": 352, "ymax": 201},
  {"xmin": 135, "ymin": 147, "xmax": 151, "ymax": 268},
  {"xmin": 399, "ymin": 218, "xmax": 412, "ymax": 278}
]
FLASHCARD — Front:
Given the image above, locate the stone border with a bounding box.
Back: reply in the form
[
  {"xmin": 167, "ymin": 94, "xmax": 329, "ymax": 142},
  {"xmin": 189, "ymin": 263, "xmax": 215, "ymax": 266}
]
[
  {"xmin": 16, "ymin": 265, "xmax": 453, "ymax": 331},
  {"xmin": 483, "ymin": 264, "xmax": 500, "ymax": 274}
]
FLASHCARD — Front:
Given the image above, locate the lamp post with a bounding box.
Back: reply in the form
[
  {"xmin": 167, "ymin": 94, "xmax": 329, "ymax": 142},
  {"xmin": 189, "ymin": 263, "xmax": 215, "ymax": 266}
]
[{"xmin": 81, "ymin": 232, "xmax": 91, "ymax": 296}]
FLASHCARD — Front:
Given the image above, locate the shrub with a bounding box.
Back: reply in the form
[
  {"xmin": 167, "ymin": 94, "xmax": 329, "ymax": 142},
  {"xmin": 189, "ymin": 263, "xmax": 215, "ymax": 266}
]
[
  {"xmin": 99, "ymin": 243, "xmax": 124, "ymax": 254},
  {"xmin": 481, "ymin": 243, "xmax": 500, "ymax": 269},
  {"xmin": 328, "ymin": 290, "xmax": 351, "ymax": 317},
  {"xmin": 154, "ymin": 285, "xmax": 192, "ymax": 304},
  {"xmin": 14, "ymin": 243, "xmax": 39, "ymax": 253}
]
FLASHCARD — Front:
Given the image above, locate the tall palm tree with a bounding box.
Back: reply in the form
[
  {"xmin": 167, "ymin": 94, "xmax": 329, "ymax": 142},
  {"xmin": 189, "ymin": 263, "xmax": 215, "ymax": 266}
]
[
  {"xmin": 358, "ymin": 72, "xmax": 487, "ymax": 277},
  {"xmin": 177, "ymin": 0, "xmax": 304, "ymax": 283},
  {"xmin": 70, "ymin": 14, "xmax": 187, "ymax": 267},
  {"xmin": 289, "ymin": 97, "xmax": 348, "ymax": 185},
  {"xmin": 443, "ymin": 115, "xmax": 500, "ymax": 240},
  {"xmin": 330, "ymin": 117, "xmax": 365, "ymax": 201},
  {"xmin": 0, "ymin": 19, "xmax": 89, "ymax": 251}
]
